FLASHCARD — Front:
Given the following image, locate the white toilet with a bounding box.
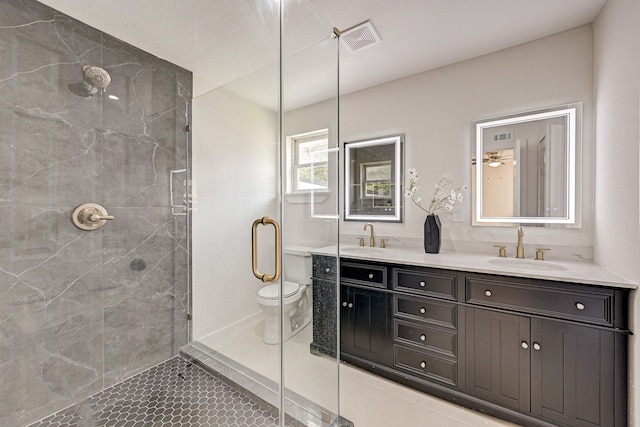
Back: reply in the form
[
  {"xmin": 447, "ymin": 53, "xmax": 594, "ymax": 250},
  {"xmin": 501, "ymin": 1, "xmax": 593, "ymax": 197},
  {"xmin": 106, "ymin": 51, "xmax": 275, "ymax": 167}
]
[{"xmin": 257, "ymin": 245, "xmax": 312, "ymax": 344}]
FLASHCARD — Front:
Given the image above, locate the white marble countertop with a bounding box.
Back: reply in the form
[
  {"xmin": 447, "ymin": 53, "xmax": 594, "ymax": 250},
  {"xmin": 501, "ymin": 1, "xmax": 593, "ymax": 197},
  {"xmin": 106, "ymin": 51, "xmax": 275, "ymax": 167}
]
[{"xmin": 311, "ymin": 245, "xmax": 637, "ymax": 290}]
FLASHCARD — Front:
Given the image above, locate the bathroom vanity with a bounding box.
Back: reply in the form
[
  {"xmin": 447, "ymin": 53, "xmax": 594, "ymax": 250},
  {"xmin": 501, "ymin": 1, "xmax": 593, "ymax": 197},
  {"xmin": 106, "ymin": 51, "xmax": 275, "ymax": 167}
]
[{"xmin": 310, "ymin": 249, "xmax": 634, "ymax": 427}]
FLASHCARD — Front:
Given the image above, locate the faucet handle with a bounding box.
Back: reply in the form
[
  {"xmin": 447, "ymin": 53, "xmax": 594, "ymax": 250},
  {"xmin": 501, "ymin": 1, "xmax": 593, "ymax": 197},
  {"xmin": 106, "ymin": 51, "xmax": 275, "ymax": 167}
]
[
  {"xmin": 493, "ymin": 245, "xmax": 507, "ymax": 258},
  {"xmin": 357, "ymin": 237, "xmax": 365, "ymax": 246},
  {"xmin": 535, "ymin": 248, "xmax": 550, "ymax": 261},
  {"xmin": 379, "ymin": 239, "xmax": 387, "ymax": 248}
]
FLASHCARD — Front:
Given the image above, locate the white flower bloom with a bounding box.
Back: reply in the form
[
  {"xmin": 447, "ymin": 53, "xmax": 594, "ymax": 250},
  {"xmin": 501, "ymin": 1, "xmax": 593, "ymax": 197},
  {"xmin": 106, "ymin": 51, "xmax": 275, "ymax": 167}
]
[
  {"xmin": 456, "ymin": 193, "xmax": 463, "ymax": 202},
  {"xmin": 445, "ymin": 203, "xmax": 453, "ymax": 212}
]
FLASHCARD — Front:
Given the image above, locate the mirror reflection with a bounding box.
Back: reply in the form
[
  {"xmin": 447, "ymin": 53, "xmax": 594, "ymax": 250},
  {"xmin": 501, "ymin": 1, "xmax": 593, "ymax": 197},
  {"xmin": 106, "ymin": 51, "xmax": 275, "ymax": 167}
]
[
  {"xmin": 345, "ymin": 134, "xmax": 403, "ymax": 222},
  {"xmin": 472, "ymin": 104, "xmax": 579, "ymax": 225}
]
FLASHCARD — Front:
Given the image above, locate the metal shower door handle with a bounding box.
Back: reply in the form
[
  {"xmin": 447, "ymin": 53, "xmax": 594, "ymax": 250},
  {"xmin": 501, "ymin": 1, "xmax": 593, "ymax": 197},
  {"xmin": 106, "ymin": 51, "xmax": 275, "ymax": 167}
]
[{"xmin": 251, "ymin": 217, "xmax": 281, "ymax": 283}]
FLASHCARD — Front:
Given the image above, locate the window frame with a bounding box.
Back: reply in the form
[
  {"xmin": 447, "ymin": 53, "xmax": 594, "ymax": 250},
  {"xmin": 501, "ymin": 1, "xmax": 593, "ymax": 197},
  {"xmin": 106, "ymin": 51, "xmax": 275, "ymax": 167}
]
[{"xmin": 287, "ymin": 129, "xmax": 329, "ymax": 194}]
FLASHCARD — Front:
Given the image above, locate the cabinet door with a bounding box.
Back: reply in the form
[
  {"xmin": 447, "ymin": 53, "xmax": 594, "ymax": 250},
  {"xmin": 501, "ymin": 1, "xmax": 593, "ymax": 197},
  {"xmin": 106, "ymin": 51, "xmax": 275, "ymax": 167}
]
[
  {"xmin": 341, "ymin": 286, "xmax": 392, "ymax": 366},
  {"xmin": 465, "ymin": 308, "xmax": 530, "ymax": 412},
  {"xmin": 530, "ymin": 319, "xmax": 616, "ymax": 427}
]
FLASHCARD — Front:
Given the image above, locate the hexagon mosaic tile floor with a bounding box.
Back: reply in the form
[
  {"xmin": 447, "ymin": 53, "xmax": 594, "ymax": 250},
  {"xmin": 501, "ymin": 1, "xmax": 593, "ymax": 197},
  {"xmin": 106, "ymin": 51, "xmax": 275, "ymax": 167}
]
[{"xmin": 29, "ymin": 357, "xmax": 293, "ymax": 427}]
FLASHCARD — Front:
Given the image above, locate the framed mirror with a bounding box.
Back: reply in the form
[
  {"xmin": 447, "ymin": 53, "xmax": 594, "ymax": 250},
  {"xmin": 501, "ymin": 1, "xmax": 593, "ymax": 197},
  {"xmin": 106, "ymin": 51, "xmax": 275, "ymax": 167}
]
[
  {"xmin": 345, "ymin": 134, "xmax": 403, "ymax": 222},
  {"xmin": 472, "ymin": 104, "xmax": 580, "ymax": 225}
]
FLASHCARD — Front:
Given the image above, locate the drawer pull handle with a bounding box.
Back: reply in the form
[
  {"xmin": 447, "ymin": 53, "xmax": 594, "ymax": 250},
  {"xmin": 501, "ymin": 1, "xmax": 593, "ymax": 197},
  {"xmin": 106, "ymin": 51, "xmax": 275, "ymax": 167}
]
[
  {"xmin": 485, "ymin": 290, "xmax": 492, "ymax": 297},
  {"xmin": 420, "ymin": 361, "xmax": 426, "ymax": 369},
  {"xmin": 342, "ymin": 302, "xmax": 347, "ymax": 307},
  {"xmin": 533, "ymin": 342, "xmax": 541, "ymax": 351},
  {"xmin": 521, "ymin": 341, "xmax": 529, "ymax": 349},
  {"xmin": 325, "ymin": 267, "xmax": 331, "ymax": 273},
  {"xmin": 576, "ymin": 302, "xmax": 585, "ymax": 310},
  {"xmin": 419, "ymin": 307, "xmax": 426, "ymax": 314},
  {"xmin": 419, "ymin": 281, "xmax": 426, "ymax": 287},
  {"xmin": 347, "ymin": 302, "xmax": 353, "ymax": 308},
  {"xmin": 368, "ymin": 273, "xmax": 374, "ymax": 279},
  {"xmin": 420, "ymin": 334, "xmax": 427, "ymax": 341}
]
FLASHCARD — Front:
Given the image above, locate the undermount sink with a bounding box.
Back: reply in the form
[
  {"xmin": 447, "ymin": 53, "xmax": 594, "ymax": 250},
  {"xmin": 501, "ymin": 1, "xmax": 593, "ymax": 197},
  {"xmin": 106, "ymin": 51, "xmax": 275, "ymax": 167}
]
[
  {"xmin": 487, "ymin": 258, "xmax": 567, "ymax": 272},
  {"xmin": 341, "ymin": 246, "xmax": 386, "ymax": 255}
]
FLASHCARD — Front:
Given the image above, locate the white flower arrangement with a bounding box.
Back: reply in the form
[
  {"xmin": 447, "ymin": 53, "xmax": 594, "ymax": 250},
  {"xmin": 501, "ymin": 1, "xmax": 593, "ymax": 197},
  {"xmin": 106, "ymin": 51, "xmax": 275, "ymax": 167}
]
[{"xmin": 405, "ymin": 168, "xmax": 467, "ymax": 215}]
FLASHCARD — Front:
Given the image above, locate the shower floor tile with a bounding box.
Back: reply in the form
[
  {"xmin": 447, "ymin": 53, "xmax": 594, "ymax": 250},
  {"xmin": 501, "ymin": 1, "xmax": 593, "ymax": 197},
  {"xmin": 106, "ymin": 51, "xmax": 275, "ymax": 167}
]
[{"xmin": 28, "ymin": 357, "xmax": 292, "ymax": 427}]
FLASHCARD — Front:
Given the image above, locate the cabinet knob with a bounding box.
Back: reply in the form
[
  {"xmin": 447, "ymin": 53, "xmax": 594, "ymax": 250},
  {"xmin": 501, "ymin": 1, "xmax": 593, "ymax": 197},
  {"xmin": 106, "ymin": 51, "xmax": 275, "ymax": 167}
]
[
  {"xmin": 342, "ymin": 302, "xmax": 347, "ymax": 307},
  {"xmin": 575, "ymin": 302, "xmax": 585, "ymax": 310},
  {"xmin": 347, "ymin": 302, "xmax": 353, "ymax": 308},
  {"xmin": 420, "ymin": 361, "xmax": 426, "ymax": 369},
  {"xmin": 325, "ymin": 267, "xmax": 331, "ymax": 273},
  {"xmin": 485, "ymin": 290, "xmax": 492, "ymax": 297},
  {"xmin": 521, "ymin": 341, "xmax": 529, "ymax": 349},
  {"xmin": 368, "ymin": 273, "xmax": 374, "ymax": 279},
  {"xmin": 420, "ymin": 334, "xmax": 427, "ymax": 342},
  {"xmin": 419, "ymin": 307, "xmax": 426, "ymax": 314},
  {"xmin": 419, "ymin": 281, "xmax": 426, "ymax": 287},
  {"xmin": 533, "ymin": 342, "xmax": 541, "ymax": 351}
]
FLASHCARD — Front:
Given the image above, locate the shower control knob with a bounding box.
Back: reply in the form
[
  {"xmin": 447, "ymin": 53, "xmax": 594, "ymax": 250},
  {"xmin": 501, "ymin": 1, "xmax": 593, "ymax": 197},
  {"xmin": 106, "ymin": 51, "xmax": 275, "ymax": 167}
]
[
  {"xmin": 71, "ymin": 203, "xmax": 115, "ymax": 231},
  {"xmin": 89, "ymin": 213, "xmax": 115, "ymax": 222}
]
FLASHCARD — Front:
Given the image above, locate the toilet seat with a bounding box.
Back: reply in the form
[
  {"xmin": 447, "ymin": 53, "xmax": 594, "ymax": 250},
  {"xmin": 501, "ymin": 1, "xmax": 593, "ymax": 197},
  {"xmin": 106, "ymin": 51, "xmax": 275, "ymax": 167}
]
[{"xmin": 258, "ymin": 281, "xmax": 299, "ymax": 300}]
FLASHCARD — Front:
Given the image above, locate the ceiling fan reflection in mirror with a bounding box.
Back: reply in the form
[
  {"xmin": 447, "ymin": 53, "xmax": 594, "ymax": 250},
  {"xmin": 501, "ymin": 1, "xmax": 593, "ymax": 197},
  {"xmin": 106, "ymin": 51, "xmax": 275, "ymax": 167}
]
[{"xmin": 472, "ymin": 150, "xmax": 514, "ymax": 168}]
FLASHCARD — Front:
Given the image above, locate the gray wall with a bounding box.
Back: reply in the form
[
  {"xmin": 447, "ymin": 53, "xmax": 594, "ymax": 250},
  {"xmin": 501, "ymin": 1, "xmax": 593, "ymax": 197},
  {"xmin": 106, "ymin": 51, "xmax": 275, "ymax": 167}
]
[{"xmin": 0, "ymin": 1, "xmax": 192, "ymax": 425}]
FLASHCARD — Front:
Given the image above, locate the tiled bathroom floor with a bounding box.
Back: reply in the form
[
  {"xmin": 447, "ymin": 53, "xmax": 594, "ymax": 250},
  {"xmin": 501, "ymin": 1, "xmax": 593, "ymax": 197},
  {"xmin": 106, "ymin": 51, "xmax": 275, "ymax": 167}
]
[
  {"xmin": 200, "ymin": 322, "xmax": 521, "ymax": 427},
  {"xmin": 28, "ymin": 357, "xmax": 291, "ymax": 427}
]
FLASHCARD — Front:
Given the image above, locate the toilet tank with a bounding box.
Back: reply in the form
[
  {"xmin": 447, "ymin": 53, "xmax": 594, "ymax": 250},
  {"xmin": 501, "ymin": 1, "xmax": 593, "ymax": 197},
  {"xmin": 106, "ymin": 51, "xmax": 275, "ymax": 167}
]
[{"xmin": 283, "ymin": 245, "xmax": 314, "ymax": 285}]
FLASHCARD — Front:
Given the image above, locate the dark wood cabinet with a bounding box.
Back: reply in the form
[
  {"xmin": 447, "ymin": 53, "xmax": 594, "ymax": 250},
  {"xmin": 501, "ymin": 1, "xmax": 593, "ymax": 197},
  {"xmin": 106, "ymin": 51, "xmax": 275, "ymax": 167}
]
[
  {"xmin": 341, "ymin": 285, "xmax": 393, "ymax": 366},
  {"xmin": 530, "ymin": 319, "xmax": 623, "ymax": 427},
  {"xmin": 310, "ymin": 255, "xmax": 631, "ymax": 427},
  {"xmin": 465, "ymin": 308, "xmax": 531, "ymax": 413}
]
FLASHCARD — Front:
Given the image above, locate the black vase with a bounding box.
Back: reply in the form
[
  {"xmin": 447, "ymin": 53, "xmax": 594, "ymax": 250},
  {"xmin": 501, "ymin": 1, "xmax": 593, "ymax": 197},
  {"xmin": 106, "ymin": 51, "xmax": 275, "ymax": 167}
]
[{"xmin": 423, "ymin": 215, "xmax": 441, "ymax": 254}]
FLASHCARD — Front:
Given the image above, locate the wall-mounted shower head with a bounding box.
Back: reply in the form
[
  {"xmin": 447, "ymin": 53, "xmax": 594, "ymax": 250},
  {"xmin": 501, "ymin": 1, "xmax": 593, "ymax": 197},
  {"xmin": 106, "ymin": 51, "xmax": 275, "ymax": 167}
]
[
  {"xmin": 82, "ymin": 65, "xmax": 111, "ymax": 90},
  {"xmin": 69, "ymin": 65, "xmax": 112, "ymax": 97}
]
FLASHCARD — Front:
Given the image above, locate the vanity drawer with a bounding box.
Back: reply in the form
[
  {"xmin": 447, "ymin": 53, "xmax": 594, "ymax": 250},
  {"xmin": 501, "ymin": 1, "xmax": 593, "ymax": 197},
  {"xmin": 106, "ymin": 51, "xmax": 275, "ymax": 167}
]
[
  {"xmin": 341, "ymin": 261, "xmax": 387, "ymax": 289},
  {"xmin": 393, "ymin": 268, "xmax": 457, "ymax": 300},
  {"xmin": 394, "ymin": 320, "xmax": 457, "ymax": 358},
  {"xmin": 465, "ymin": 276, "xmax": 615, "ymax": 327},
  {"xmin": 394, "ymin": 295, "xmax": 457, "ymax": 329},
  {"xmin": 394, "ymin": 345, "xmax": 457, "ymax": 388},
  {"xmin": 312, "ymin": 255, "xmax": 337, "ymax": 279}
]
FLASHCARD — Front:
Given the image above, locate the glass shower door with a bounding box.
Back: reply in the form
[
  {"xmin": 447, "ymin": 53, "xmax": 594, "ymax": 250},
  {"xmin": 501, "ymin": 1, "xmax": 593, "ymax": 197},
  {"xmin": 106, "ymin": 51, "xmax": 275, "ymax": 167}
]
[{"xmin": 190, "ymin": 0, "xmax": 340, "ymax": 425}]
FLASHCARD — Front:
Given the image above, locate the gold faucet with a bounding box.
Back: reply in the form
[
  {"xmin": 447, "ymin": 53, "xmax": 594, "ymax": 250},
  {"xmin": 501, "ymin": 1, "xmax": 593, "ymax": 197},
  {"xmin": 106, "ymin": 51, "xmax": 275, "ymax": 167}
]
[
  {"xmin": 364, "ymin": 223, "xmax": 375, "ymax": 247},
  {"xmin": 516, "ymin": 226, "xmax": 525, "ymax": 259}
]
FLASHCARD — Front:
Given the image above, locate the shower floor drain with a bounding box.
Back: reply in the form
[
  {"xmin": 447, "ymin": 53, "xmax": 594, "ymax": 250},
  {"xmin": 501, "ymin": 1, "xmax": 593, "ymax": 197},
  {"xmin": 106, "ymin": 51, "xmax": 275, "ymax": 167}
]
[{"xmin": 28, "ymin": 357, "xmax": 292, "ymax": 427}]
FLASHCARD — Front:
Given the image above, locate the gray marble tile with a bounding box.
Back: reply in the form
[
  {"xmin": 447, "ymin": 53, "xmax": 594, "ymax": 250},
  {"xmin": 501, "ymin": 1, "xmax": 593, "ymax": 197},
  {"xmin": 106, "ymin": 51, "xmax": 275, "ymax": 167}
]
[{"xmin": 0, "ymin": 0, "xmax": 192, "ymax": 425}]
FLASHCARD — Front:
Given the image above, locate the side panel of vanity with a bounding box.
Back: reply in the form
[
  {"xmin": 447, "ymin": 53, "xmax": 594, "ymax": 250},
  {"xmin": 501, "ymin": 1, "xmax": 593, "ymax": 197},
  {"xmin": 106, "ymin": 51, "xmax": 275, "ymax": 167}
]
[{"xmin": 310, "ymin": 254, "xmax": 630, "ymax": 427}]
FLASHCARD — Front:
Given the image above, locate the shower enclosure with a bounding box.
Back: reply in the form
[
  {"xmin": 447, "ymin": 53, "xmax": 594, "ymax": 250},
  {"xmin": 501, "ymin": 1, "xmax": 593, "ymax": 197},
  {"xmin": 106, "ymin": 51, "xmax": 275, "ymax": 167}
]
[
  {"xmin": 2, "ymin": 0, "xmax": 340, "ymax": 425},
  {"xmin": 189, "ymin": 1, "xmax": 341, "ymax": 426}
]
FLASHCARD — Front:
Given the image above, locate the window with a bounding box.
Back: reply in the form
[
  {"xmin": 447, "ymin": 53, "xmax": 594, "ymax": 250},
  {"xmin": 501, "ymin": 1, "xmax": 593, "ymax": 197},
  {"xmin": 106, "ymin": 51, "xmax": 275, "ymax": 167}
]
[{"xmin": 288, "ymin": 129, "xmax": 329, "ymax": 193}]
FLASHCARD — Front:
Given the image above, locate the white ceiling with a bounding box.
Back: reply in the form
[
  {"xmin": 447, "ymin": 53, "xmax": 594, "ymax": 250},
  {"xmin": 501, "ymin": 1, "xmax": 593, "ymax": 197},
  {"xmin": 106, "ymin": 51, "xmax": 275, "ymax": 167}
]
[{"xmin": 38, "ymin": 0, "xmax": 607, "ymax": 108}]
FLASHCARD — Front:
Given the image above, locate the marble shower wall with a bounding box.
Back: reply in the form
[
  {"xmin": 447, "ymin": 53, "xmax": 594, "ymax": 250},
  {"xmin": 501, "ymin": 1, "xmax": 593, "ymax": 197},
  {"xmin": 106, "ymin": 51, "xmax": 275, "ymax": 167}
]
[{"xmin": 0, "ymin": 1, "xmax": 192, "ymax": 425}]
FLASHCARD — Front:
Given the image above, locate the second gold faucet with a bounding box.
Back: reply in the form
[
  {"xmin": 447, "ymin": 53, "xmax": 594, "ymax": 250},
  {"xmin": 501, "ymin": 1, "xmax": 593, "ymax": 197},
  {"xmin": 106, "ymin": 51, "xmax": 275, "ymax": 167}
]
[
  {"xmin": 364, "ymin": 223, "xmax": 375, "ymax": 247},
  {"xmin": 516, "ymin": 226, "xmax": 525, "ymax": 259}
]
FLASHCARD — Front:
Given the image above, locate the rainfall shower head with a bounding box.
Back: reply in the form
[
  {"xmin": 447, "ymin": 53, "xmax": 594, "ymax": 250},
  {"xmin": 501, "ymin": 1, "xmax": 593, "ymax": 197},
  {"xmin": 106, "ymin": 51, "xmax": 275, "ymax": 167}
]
[{"xmin": 82, "ymin": 65, "xmax": 111, "ymax": 90}]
